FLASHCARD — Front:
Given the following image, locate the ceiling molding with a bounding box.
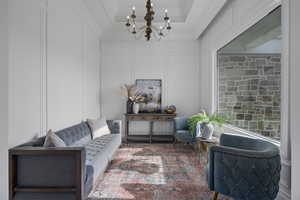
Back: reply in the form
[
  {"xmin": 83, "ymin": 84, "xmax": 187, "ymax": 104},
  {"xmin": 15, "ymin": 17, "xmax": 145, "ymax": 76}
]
[
  {"xmin": 85, "ymin": 0, "xmax": 228, "ymax": 41},
  {"xmin": 186, "ymin": 0, "xmax": 227, "ymax": 40}
]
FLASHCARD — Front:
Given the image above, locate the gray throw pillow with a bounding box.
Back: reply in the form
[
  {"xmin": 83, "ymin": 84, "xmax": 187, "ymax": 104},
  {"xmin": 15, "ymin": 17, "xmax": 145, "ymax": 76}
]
[
  {"xmin": 71, "ymin": 135, "xmax": 91, "ymax": 147},
  {"xmin": 44, "ymin": 129, "xmax": 67, "ymax": 147},
  {"xmin": 87, "ymin": 118, "xmax": 111, "ymax": 139}
]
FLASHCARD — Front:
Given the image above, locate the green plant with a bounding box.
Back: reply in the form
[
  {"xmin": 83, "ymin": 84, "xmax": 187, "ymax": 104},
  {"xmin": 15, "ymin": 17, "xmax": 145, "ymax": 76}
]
[{"xmin": 187, "ymin": 111, "xmax": 229, "ymax": 136}]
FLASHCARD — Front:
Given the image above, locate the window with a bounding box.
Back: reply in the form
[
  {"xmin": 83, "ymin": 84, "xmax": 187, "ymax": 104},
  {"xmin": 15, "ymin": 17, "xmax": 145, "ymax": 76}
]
[{"xmin": 217, "ymin": 7, "xmax": 281, "ymax": 141}]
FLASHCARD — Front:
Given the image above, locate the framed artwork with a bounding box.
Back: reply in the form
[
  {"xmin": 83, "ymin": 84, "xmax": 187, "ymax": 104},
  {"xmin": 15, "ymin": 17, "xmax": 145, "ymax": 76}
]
[{"xmin": 136, "ymin": 79, "xmax": 162, "ymax": 113}]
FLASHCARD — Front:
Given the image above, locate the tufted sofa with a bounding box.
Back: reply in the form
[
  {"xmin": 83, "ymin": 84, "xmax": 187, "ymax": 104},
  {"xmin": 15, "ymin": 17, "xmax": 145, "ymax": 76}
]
[
  {"xmin": 9, "ymin": 120, "xmax": 121, "ymax": 200},
  {"xmin": 207, "ymin": 134, "xmax": 281, "ymax": 200}
]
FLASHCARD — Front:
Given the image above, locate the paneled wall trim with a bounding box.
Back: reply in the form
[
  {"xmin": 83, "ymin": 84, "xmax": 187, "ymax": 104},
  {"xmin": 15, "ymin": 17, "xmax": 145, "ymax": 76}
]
[
  {"xmin": 8, "ymin": 0, "xmax": 101, "ymax": 148},
  {"xmin": 0, "ymin": 0, "xmax": 9, "ymax": 199},
  {"xmin": 100, "ymin": 41, "xmax": 201, "ymax": 121}
]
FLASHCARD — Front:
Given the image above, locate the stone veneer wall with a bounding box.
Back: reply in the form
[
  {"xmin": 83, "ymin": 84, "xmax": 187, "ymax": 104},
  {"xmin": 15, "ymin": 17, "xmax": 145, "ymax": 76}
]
[{"xmin": 218, "ymin": 54, "xmax": 281, "ymax": 140}]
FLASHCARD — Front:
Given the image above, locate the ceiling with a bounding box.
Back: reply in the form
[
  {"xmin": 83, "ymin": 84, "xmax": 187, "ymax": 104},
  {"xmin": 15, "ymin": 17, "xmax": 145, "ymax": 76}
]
[
  {"xmin": 85, "ymin": 0, "xmax": 228, "ymax": 40},
  {"xmin": 115, "ymin": 0, "xmax": 194, "ymax": 23}
]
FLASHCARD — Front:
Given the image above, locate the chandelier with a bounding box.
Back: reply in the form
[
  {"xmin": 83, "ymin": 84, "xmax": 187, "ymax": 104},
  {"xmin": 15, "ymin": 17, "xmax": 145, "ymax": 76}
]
[{"xmin": 125, "ymin": 0, "xmax": 172, "ymax": 41}]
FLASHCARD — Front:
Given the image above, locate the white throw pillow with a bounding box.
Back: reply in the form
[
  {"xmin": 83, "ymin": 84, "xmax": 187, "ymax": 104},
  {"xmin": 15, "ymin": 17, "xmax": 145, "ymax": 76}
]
[
  {"xmin": 44, "ymin": 129, "xmax": 67, "ymax": 147},
  {"xmin": 87, "ymin": 118, "xmax": 111, "ymax": 139}
]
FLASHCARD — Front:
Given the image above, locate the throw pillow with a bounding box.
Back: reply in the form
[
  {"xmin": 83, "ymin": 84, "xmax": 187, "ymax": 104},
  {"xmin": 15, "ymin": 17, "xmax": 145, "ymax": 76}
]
[
  {"xmin": 87, "ymin": 118, "xmax": 111, "ymax": 139},
  {"xmin": 44, "ymin": 129, "xmax": 67, "ymax": 147}
]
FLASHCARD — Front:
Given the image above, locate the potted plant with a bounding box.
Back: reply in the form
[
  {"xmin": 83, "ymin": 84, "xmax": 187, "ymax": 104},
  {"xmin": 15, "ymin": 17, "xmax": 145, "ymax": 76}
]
[{"xmin": 187, "ymin": 111, "xmax": 228, "ymax": 139}]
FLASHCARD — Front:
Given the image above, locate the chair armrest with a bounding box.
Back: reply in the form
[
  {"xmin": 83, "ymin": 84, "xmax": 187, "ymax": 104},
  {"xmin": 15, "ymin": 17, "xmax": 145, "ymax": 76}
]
[
  {"xmin": 210, "ymin": 144, "xmax": 279, "ymax": 158},
  {"xmin": 174, "ymin": 116, "xmax": 189, "ymax": 130},
  {"xmin": 220, "ymin": 134, "xmax": 258, "ymax": 148},
  {"xmin": 9, "ymin": 147, "xmax": 86, "ymax": 200}
]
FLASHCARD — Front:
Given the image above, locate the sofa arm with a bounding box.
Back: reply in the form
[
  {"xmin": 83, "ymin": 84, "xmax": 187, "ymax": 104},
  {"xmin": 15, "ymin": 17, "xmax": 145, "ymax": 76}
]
[
  {"xmin": 9, "ymin": 147, "xmax": 86, "ymax": 200},
  {"xmin": 107, "ymin": 120, "xmax": 122, "ymax": 134},
  {"xmin": 174, "ymin": 116, "xmax": 189, "ymax": 131}
]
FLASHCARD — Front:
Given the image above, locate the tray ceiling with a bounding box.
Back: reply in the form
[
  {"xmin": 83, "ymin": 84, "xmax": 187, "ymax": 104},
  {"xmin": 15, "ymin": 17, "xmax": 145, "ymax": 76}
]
[{"xmin": 84, "ymin": 0, "xmax": 228, "ymax": 40}]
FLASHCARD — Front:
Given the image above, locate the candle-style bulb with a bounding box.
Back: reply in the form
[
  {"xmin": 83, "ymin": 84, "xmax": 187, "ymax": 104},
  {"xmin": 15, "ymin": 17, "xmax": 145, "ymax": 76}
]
[
  {"xmin": 164, "ymin": 9, "xmax": 169, "ymax": 19},
  {"xmin": 131, "ymin": 6, "xmax": 136, "ymax": 19},
  {"xmin": 167, "ymin": 20, "xmax": 171, "ymax": 30}
]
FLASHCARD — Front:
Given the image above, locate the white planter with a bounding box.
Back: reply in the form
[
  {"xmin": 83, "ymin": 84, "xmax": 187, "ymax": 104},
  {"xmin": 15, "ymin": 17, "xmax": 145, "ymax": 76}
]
[
  {"xmin": 133, "ymin": 103, "xmax": 140, "ymax": 114},
  {"xmin": 197, "ymin": 122, "xmax": 214, "ymax": 139}
]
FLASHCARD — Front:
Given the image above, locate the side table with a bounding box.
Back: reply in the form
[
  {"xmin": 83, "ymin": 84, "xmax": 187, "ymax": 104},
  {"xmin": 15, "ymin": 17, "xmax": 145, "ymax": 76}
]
[{"xmin": 195, "ymin": 136, "xmax": 219, "ymax": 163}]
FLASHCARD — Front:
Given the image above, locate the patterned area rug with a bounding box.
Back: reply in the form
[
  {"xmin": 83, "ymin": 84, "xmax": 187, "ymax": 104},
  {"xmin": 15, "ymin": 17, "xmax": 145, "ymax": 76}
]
[{"xmin": 88, "ymin": 144, "xmax": 229, "ymax": 200}]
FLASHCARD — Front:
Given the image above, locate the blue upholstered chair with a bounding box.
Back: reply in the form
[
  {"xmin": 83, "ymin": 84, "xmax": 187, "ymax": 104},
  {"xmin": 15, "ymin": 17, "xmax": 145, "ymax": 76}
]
[
  {"xmin": 207, "ymin": 134, "xmax": 281, "ymax": 200},
  {"xmin": 174, "ymin": 116, "xmax": 196, "ymax": 144}
]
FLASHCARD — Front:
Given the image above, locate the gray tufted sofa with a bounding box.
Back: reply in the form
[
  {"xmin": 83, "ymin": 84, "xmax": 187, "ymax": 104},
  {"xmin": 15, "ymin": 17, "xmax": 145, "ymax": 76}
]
[
  {"xmin": 9, "ymin": 120, "xmax": 121, "ymax": 200},
  {"xmin": 207, "ymin": 134, "xmax": 281, "ymax": 200}
]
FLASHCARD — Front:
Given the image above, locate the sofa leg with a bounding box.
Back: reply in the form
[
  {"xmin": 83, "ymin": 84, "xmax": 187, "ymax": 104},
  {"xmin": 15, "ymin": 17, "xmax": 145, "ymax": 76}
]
[{"xmin": 213, "ymin": 192, "xmax": 219, "ymax": 200}]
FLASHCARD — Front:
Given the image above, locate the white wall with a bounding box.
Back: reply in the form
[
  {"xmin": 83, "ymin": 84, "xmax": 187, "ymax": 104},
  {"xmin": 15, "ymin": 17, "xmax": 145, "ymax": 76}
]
[
  {"xmin": 289, "ymin": 0, "xmax": 300, "ymax": 199},
  {"xmin": 0, "ymin": 0, "xmax": 9, "ymax": 199},
  {"xmin": 47, "ymin": 0, "xmax": 101, "ymax": 131},
  {"xmin": 198, "ymin": 0, "xmax": 290, "ymax": 199},
  {"xmin": 0, "ymin": 1, "xmax": 100, "ymax": 198},
  {"xmin": 9, "ymin": 0, "xmax": 45, "ymax": 147},
  {"xmin": 8, "ymin": 0, "xmax": 101, "ymax": 147},
  {"xmin": 100, "ymin": 40, "xmax": 201, "ymax": 121}
]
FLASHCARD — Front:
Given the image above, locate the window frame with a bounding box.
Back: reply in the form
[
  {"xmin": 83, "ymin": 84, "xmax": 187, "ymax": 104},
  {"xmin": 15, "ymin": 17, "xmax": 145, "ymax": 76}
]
[{"xmin": 212, "ymin": 5, "xmax": 283, "ymax": 146}]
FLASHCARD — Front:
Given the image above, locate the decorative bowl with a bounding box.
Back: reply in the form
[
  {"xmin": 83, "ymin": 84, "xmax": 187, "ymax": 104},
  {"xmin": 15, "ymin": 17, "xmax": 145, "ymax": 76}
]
[{"xmin": 164, "ymin": 105, "xmax": 176, "ymax": 114}]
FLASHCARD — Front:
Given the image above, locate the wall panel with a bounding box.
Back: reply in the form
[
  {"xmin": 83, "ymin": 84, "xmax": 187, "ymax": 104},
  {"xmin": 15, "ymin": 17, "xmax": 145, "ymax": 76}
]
[
  {"xmin": 47, "ymin": 0, "xmax": 84, "ymax": 131},
  {"xmin": 0, "ymin": 0, "xmax": 9, "ymax": 199},
  {"xmin": 101, "ymin": 41, "xmax": 200, "ymax": 134},
  {"xmin": 8, "ymin": 0, "xmax": 101, "ymax": 142},
  {"xmin": 8, "ymin": 0, "xmax": 44, "ymax": 146}
]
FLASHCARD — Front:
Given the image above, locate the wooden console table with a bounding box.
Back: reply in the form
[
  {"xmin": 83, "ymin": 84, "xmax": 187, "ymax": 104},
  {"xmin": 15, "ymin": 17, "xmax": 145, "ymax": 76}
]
[{"xmin": 125, "ymin": 113, "xmax": 177, "ymax": 143}]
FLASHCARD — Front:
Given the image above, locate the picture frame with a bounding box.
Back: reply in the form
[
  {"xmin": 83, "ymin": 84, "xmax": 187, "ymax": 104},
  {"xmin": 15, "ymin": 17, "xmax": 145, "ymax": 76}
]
[{"xmin": 135, "ymin": 79, "xmax": 162, "ymax": 113}]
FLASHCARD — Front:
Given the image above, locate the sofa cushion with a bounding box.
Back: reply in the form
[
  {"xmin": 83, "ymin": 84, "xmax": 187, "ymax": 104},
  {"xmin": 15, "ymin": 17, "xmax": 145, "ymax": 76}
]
[
  {"xmin": 71, "ymin": 134, "xmax": 91, "ymax": 147},
  {"xmin": 55, "ymin": 122, "xmax": 92, "ymax": 146},
  {"xmin": 87, "ymin": 118, "xmax": 110, "ymax": 139},
  {"xmin": 44, "ymin": 130, "xmax": 66, "ymax": 147},
  {"xmin": 85, "ymin": 134, "xmax": 121, "ymax": 180},
  {"xmin": 85, "ymin": 134, "xmax": 116, "ymax": 165}
]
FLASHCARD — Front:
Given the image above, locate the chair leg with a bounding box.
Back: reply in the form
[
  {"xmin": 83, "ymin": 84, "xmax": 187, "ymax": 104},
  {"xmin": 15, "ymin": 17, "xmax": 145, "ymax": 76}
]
[{"xmin": 213, "ymin": 192, "xmax": 219, "ymax": 200}]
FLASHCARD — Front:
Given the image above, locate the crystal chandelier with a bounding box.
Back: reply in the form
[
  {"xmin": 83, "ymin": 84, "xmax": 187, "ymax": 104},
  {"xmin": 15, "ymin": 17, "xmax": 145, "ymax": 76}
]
[{"xmin": 125, "ymin": 0, "xmax": 172, "ymax": 41}]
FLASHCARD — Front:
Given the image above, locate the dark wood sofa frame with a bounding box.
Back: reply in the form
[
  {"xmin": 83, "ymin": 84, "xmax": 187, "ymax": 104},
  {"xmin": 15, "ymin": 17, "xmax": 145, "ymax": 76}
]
[{"xmin": 9, "ymin": 147, "xmax": 85, "ymax": 200}]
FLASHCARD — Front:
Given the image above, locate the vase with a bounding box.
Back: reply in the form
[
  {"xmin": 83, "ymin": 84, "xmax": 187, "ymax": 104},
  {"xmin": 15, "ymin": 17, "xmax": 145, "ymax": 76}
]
[
  {"xmin": 196, "ymin": 124, "xmax": 202, "ymax": 137},
  {"xmin": 199, "ymin": 122, "xmax": 214, "ymax": 139},
  {"xmin": 133, "ymin": 103, "xmax": 140, "ymax": 114},
  {"xmin": 126, "ymin": 100, "xmax": 133, "ymax": 114}
]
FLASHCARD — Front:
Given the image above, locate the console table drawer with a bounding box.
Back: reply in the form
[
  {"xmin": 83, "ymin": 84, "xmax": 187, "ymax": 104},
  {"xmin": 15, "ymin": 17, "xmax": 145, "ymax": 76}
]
[
  {"xmin": 126, "ymin": 114, "xmax": 176, "ymax": 121},
  {"xmin": 125, "ymin": 113, "xmax": 177, "ymax": 143}
]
